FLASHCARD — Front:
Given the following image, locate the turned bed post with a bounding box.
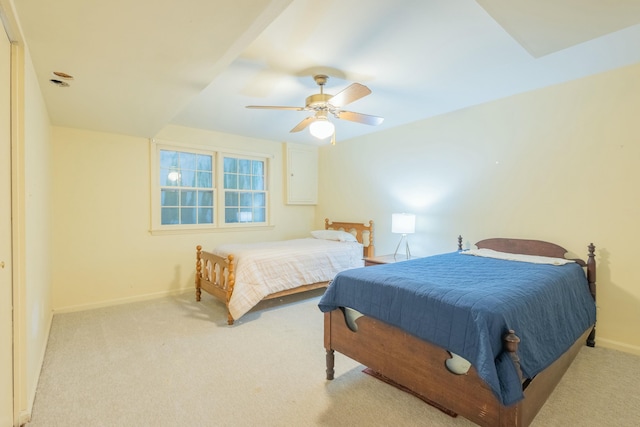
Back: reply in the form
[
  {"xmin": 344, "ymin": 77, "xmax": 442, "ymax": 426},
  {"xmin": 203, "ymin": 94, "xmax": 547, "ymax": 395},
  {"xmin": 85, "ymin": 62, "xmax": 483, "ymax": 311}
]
[
  {"xmin": 226, "ymin": 254, "xmax": 236, "ymax": 325},
  {"xmin": 504, "ymin": 329, "xmax": 523, "ymax": 381},
  {"xmin": 195, "ymin": 245, "xmax": 202, "ymax": 301},
  {"xmin": 326, "ymin": 350, "xmax": 335, "ymax": 380},
  {"xmin": 586, "ymin": 243, "xmax": 596, "ymax": 347}
]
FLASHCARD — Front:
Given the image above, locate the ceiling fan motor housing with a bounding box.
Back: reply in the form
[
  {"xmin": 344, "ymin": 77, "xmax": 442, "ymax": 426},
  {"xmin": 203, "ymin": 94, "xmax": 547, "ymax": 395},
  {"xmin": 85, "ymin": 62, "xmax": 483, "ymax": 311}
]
[{"xmin": 306, "ymin": 93, "xmax": 333, "ymax": 110}]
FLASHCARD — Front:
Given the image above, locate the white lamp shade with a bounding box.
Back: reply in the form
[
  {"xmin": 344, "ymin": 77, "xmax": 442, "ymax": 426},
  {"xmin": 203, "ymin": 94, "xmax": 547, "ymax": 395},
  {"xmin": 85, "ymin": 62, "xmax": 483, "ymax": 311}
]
[
  {"xmin": 309, "ymin": 118, "xmax": 335, "ymax": 139},
  {"xmin": 391, "ymin": 213, "xmax": 415, "ymax": 234}
]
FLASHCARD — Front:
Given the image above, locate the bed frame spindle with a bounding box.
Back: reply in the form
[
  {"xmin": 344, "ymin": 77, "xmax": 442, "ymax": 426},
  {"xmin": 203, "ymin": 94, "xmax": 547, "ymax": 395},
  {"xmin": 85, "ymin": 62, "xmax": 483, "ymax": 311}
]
[{"xmin": 195, "ymin": 245, "xmax": 203, "ymax": 301}]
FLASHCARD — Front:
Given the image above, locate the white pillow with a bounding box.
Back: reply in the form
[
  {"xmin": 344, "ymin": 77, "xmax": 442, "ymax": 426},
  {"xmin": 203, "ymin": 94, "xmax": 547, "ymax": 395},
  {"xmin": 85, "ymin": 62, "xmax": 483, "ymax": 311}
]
[
  {"xmin": 460, "ymin": 248, "xmax": 574, "ymax": 265},
  {"xmin": 311, "ymin": 229, "xmax": 358, "ymax": 242}
]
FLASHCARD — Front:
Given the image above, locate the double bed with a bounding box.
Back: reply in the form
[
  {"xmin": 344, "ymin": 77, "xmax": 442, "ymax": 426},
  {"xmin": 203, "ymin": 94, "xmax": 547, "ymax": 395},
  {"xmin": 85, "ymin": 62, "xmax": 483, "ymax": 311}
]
[
  {"xmin": 319, "ymin": 237, "xmax": 596, "ymax": 426},
  {"xmin": 196, "ymin": 218, "xmax": 374, "ymax": 325}
]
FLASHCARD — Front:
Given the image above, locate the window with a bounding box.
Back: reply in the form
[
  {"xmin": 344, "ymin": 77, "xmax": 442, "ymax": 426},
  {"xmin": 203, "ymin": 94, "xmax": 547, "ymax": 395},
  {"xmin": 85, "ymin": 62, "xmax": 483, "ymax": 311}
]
[
  {"xmin": 151, "ymin": 140, "xmax": 270, "ymax": 232},
  {"xmin": 159, "ymin": 149, "xmax": 214, "ymax": 226},
  {"xmin": 223, "ymin": 156, "xmax": 267, "ymax": 224}
]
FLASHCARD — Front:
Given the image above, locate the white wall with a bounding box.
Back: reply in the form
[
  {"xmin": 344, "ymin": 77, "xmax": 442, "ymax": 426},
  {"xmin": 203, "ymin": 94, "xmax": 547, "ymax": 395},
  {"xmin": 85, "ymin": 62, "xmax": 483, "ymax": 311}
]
[
  {"xmin": 51, "ymin": 125, "xmax": 316, "ymax": 312},
  {"xmin": 317, "ymin": 62, "xmax": 640, "ymax": 355}
]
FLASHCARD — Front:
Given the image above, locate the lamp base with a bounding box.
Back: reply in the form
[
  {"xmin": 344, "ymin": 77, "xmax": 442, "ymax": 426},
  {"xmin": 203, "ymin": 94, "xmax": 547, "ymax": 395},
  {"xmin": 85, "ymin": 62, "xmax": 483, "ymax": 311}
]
[{"xmin": 393, "ymin": 234, "xmax": 412, "ymax": 260}]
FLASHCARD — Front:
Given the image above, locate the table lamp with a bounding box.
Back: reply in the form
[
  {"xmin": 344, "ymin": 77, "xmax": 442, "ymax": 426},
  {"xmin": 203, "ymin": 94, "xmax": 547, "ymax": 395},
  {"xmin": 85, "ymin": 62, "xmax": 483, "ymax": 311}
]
[{"xmin": 392, "ymin": 213, "xmax": 415, "ymax": 259}]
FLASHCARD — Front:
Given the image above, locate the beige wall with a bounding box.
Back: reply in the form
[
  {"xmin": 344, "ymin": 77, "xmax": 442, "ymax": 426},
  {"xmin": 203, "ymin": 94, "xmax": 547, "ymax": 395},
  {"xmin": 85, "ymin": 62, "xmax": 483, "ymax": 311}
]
[
  {"xmin": 51, "ymin": 125, "xmax": 316, "ymax": 312},
  {"xmin": 317, "ymin": 62, "xmax": 640, "ymax": 355},
  {"xmin": 21, "ymin": 44, "xmax": 53, "ymax": 418},
  {"xmin": 5, "ymin": 7, "xmax": 54, "ymax": 419}
]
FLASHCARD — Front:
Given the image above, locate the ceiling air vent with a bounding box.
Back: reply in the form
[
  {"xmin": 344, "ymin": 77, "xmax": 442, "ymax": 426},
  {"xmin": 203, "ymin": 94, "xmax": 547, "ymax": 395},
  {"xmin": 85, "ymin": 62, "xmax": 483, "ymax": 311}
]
[{"xmin": 50, "ymin": 71, "xmax": 74, "ymax": 87}]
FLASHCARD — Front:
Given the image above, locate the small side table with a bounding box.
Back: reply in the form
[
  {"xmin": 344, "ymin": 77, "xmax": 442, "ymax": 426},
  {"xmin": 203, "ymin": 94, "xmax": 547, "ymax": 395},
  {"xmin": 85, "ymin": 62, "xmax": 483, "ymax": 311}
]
[{"xmin": 364, "ymin": 254, "xmax": 419, "ymax": 267}]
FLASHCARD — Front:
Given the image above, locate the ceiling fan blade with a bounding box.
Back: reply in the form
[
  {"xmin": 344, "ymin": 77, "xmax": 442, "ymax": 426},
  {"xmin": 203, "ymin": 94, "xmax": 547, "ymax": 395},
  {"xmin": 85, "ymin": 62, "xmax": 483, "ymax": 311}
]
[
  {"xmin": 336, "ymin": 110, "xmax": 384, "ymax": 126},
  {"xmin": 246, "ymin": 105, "xmax": 305, "ymax": 111},
  {"xmin": 290, "ymin": 116, "xmax": 316, "ymax": 133},
  {"xmin": 327, "ymin": 83, "xmax": 371, "ymax": 108}
]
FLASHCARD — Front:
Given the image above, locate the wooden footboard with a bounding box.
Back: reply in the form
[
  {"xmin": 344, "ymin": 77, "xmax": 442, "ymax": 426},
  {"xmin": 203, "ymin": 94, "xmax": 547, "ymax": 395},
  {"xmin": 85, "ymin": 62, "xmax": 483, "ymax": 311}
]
[
  {"xmin": 195, "ymin": 248, "xmax": 337, "ymax": 325},
  {"xmin": 325, "ymin": 309, "xmax": 592, "ymax": 427},
  {"xmin": 195, "ymin": 245, "xmax": 235, "ymax": 325}
]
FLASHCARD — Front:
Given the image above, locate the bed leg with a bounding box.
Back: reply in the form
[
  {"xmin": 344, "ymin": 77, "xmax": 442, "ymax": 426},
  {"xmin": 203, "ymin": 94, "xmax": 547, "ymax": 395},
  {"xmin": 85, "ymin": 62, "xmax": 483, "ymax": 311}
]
[
  {"xmin": 195, "ymin": 245, "xmax": 202, "ymax": 301},
  {"xmin": 586, "ymin": 243, "xmax": 596, "ymax": 347},
  {"xmin": 587, "ymin": 325, "xmax": 596, "ymax": 347},
  {"xmin": 326, "ymin": 349, "xmax": 335, "ymax": 380},
  {"xmin": 504, "ymin": 329, "xmax": 523, "ymax": 380}
]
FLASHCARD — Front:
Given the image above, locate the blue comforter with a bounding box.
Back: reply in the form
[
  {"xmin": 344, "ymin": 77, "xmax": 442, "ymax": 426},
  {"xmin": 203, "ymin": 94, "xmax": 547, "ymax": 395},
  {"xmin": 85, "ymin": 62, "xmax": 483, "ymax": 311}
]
[{"xmin": 318, "ymin": 252, "xmax": 596, "ymax": 406}]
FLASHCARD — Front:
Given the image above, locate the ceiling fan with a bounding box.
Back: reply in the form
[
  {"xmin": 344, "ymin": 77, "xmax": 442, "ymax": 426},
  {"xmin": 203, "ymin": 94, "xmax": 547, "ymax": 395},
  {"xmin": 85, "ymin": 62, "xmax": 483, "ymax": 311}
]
[{"xmin": 246, "ymin": 74, "xmax": 384, "ymax": 143}]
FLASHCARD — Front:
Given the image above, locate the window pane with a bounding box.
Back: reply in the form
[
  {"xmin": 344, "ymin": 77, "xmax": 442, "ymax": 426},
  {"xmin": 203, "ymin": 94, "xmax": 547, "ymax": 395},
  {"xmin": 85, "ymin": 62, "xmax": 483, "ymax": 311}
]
[
  {"xmin": 181, "ymin": 208, "xmax": 196, "ymax": 224},
  {"xmin": 240, "ymin": 193, "xmax": 252, "ymax": 207},
  {"xmin": 198, "ymin": 190, "xmax": 213, "ymax": 207},
  {"xmin": 225, "ymin": 191, "xmax": 238, "ymax": 206},
  {"xmin": 161, "ymin": 207, "xmax": 179, "ymax": 225},
  {"xmin": 197, "ymin": 171, "xmax": 212, "ymax": 188},
  {"xmin": 179, "ymin": 152, "xmax": 197, "ymax": 170},
  {"xmin": 252, "ymin": 208, "xmax": 266, "ymax": 223},
  {"xmin": 224, "ymin": 157, "xmax": 237, "ymax": 173},
  {"xmin": 224, "ymin": 173, "xmax": 237, "ymax": 189},
  {"xmin": 238, "ymin": 159, "xmax": 251, "ymax": 174},
  {"xmin": 252, "ymin": 160, "xmax": 264, "ymax": 175},
  {"xmin": 197, "ymin": 154, "xmax": 212, "ymax": 171},
  {"xmin": 239, "ymin": 175, "xmax": 251, "ymax": 190},
  {"xmin": 181, "ymin": 190, "xmax": 197, "ymax": 207},
  {"xmin": 252, "ymin": 175, "xmax": 264, "ymax": 190},
  {"xmin": 253, "ymin": 192, "xmax": 265, "ymax": 207},
  {"xmin": 161, "ymin": 189, "xmax": 179, "ymax": 207},
  {"xmin": 198, "ymin": 207, "xmax": 213, "ymax": 224},
  {"xmin": 160, "ymin": 150, "xmax": 178, "ymax": 168},
  {"xmin": 225, "ymin": 208, "xmax": 238, "ymax": 223},
  {"xmin": 181, "ymin": 169, "xmax": 196, "ymax": 187},
  {"xmin": 160, "ymin": 167, "xmax": 180, "ymax": 187},
  {"xmin": 238, "ymin": 209, "xmax": 252, "ymax": 222}
]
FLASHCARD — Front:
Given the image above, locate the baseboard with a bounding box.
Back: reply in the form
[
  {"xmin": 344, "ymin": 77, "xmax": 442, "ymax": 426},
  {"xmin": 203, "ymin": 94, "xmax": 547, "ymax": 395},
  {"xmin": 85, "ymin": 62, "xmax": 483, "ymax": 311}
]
[
  {"xmin": 597, "ymin": 337, "xmax": 640, "ymax": 356},
  {"xmin": 53, "ymin": 288, "xmax": 193, "ymax": 314}
]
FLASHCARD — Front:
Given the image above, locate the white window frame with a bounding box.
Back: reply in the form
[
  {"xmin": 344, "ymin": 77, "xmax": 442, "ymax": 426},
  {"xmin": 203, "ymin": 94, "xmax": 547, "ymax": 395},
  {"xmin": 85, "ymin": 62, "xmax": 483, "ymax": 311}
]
[{"xmin": 150, "ymin": 139, "xmax": 272, "ymax": 234}]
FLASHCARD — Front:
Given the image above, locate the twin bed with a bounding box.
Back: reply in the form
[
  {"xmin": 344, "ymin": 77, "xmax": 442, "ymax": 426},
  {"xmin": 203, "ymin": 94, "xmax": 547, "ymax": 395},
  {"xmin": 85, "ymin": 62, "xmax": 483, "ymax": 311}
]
[
  {"xmin": 195, "ymin": 219, "xmax": 374, "ymax": 325},
  {"xmin": 319, "ymin": 237, "xmax": 596, "ymax": 427}
]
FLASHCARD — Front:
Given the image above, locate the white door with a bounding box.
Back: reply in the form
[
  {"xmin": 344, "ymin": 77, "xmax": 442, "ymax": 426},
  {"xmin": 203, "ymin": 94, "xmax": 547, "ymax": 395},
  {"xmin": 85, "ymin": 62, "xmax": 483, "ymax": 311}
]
[{"xmin": 0, "ymin": 24, "xmax": 14, "ymax": 427}]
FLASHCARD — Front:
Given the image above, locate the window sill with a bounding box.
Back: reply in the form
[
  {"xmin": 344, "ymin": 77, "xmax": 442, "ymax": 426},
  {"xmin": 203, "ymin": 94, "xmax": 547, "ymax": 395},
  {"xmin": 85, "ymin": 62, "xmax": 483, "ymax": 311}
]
[{"xmin": 149, "ymin": 224, "xmax": 275, "ymax": 236}]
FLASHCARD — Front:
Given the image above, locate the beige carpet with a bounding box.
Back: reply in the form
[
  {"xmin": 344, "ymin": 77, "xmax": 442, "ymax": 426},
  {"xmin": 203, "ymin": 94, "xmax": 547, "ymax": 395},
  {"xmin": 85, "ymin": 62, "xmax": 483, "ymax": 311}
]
[{"xmin": 28, "ymin": 290, "xmax": 640, "ymax": 426}]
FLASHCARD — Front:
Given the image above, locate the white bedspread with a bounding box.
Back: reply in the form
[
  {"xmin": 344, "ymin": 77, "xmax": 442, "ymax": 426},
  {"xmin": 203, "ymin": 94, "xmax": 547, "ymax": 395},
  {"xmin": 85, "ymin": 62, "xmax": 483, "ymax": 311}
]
[{"xmin": 212, "ymin": 238, "xmax": 364, "ymax": 320}]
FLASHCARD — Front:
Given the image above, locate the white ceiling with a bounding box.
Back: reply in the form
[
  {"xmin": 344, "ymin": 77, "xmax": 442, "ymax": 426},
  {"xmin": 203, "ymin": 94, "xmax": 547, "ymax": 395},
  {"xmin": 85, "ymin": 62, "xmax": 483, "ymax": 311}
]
[{"xmin": 13, "ymin": 0, "xmax": 640, "ymax": 145}]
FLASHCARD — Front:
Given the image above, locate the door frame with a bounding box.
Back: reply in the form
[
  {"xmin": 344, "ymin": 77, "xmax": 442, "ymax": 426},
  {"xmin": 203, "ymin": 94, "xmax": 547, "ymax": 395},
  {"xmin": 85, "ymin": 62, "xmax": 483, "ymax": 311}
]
[{"xmin": 0, "ymin": 13, "xmax": 14, "ymax": 427}]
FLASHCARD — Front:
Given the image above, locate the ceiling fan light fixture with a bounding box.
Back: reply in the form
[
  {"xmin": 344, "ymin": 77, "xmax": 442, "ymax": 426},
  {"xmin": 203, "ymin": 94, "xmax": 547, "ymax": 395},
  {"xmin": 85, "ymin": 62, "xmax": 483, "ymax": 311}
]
[{"xmin": 309, "ymin": 117, "xmax": 335, "ymax": 139}]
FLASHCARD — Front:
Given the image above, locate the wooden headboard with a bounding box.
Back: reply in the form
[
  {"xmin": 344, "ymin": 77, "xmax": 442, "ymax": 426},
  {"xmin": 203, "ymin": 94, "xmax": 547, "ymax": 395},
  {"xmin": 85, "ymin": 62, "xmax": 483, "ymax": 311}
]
[
  {"xmin": 467, "ymin": 236, "xmax": 597, "ymax": 329},
  {"xmin": 325, "ymin": 218, "xmax": 374, "ymax": 258}
]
